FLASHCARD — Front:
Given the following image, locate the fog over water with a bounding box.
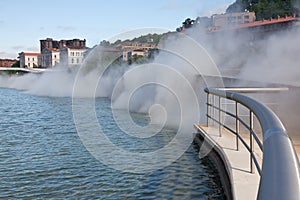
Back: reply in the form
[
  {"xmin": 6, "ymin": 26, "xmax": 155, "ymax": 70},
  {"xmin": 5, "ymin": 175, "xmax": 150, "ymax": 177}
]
[{"xmin": 1, "ymin": 26, "xmax": 300, "ymax": 141}]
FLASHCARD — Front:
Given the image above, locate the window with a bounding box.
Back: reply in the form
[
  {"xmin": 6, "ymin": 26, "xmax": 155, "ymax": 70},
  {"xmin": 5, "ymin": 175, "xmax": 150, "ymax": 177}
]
[
  {"xmin": 28, "ymin": 57, "xmax": 30, "ymax": 61},
  {"xmin": 77, "ymin": 58, "xmax": 79, "ymax": 63},
  {"xmin": 28, "ymin": 63, "xmax": 30, "ymax": 67},
  {"xmin": 54, "ymin": 55, "xmax": 56, "ymax": 59},
  {"xmin": 72, "ymin": 58, "xmax": 74, "ymax": 64},
  {"xmin": 33, "ymin": 58, "xmax": 35, "ymax": 61}
]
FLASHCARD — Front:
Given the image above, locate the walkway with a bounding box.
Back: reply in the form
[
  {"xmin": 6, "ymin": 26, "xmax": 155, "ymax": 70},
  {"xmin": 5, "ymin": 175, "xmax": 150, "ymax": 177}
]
[{"xmin": 194, "ymin": 124, "xmax": 262, "ymax": 200}]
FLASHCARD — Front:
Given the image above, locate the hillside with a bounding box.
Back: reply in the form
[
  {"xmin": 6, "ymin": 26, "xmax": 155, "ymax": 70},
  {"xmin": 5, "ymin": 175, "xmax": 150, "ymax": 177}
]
[{"xmin": 99, "ymin": 33, "xmax": 166, "ymax": 47}]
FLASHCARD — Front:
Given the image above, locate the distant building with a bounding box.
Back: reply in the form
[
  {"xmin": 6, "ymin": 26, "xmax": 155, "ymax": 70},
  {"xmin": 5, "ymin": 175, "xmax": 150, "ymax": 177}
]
[
  {"xmin": 40, "ymin": 38, "xmax": 86, "ymax": 52},
  {"xmin": 117, "ymin": 42, "xmax": 156, "ymax": 62},
  {"xmin": 123, "ymin": 49, "xmax": 148, "ymax": 61},
  {"xmin": 123, "ymin": 51, "xmax": 132, "ymax": 61},
  {"xmin": 0, "ymin": 59, "xmax": 17, "ymax": 67},
  {"xmin": 41, "ymin": 48, "xmax": 60, "ymax": 68},
  {"xmin": 39, "ymin": 38, "xmax": 87, "ymax": 67},
  {"xmin": 195, "ymin": 16, "xmax": 212, "ymax": 28},
  {"xmin": 60, "ymin": 46, "xmax": 87, "ymax": 66},
  {"xmin": 212, "ymin": 12, "xmax": 256, "ymax": 27},
  {"xmin": 118, "ymin": 42, "xmax": 157, "ymax": 52},
  {"xmin": 19, "ymin": 52, "xmax": 41, "ymax": 68},
  {"xmin": 208, "ymin": 16, "xmax": 298, "ymax": 34}
]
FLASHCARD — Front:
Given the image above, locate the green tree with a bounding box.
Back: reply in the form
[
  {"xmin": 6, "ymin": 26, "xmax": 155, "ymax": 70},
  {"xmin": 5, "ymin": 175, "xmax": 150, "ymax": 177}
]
[
  {"xmin": 11, "ymin": 60, "xmax": 20, "ymax": 68},
  {"xmin": 252, "ymin": 0, "xmax": 268, "ymax": 20},
  {"xmin": 100, "ymin": 40, "xmax": 110, "ymax": 46},
  {"xmin": 226, "ymin": 0, "xmax": 298, "ymax": 20},
  {"xmin": 113, "ymin": 39, "xmax": 122, "ymax": 45},
  {"xmin": 132, "ymin": 54, "xmax": 145, "ymax": 63},
  {"xmin": 226, "ymin": 0, "xmax": 251, "ymax": 13},
  {"xmin": 182, "ymin": 18, "xmax": 195, "ymax": 29}
]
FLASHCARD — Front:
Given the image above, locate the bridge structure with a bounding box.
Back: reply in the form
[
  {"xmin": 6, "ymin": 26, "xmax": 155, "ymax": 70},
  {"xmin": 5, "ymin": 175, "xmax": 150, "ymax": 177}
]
[
  {"xmin": 0, "ymin": 67, "xmax": 46, "ymax": 74},
  {"xmin": 194, "ymin": 87, "xmax": 300, "ymax": 200}
]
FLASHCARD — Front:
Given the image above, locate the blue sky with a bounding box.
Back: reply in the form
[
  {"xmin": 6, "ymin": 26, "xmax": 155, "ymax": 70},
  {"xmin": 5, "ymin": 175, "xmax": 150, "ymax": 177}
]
[{"xmin": 0, "ymin": 0, "xmax": 234, "ymax": 59}]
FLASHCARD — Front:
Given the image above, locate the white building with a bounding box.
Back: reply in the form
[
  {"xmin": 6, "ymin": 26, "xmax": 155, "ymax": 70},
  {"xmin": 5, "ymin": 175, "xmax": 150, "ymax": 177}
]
[
  {"xmin": 19, "ymin": 52, "xmax": 41, "ymax": 68},
  {"xmin": 60, "ymin": 46, "xmax": 87, "ymax": 66},
  {"xmin": 123, "ymin": 49, "xmax": 148, "ymax": 61},
  {"xmin": 212, "ymin": 12, "xmax": 256, "ymax": 27},
  {"xmin": 41, "ymin": 48, "xmax": 60, "ymax": 68}
]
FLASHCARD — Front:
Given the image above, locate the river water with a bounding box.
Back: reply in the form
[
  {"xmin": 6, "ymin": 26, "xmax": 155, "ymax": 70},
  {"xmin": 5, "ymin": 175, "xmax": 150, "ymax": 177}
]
[{"xmin": 0, "ymin": 88, "xmax": 225, "ymax": 199}]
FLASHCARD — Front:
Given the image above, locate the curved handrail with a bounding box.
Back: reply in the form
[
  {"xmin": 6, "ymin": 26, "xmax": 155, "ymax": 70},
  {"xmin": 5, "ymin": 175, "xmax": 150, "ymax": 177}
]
[{"xmin": 204, "ymin": 87, "xmax": 300, "ymax": 200}]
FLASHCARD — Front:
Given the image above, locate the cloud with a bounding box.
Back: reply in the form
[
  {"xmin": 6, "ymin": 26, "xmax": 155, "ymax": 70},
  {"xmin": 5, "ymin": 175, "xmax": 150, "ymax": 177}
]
[
  {"xmin": 0, "ymin": 51, "xmax": 18, "ymax": 59},
  {"xmin": 11, "ymin": 46, "xmax": 39, "ymax": 53},
  {"xmin": 12, "ymin": 45, "xmax": 24, "ymax": 50},
  {"xmin": 26, "ymin": 46, "xmax": 39, "ymax": 52},
  {"xmin": 198, "ymin": 3, "xmax": 229, "ymax": 17},
  {"xmin": 57, "ymin": 25, "xmax": 76, "ymax": 31},
  {"xmin": 160, "ymin": 1, "xmax": 198, "ymax": 11},
  {"xmin": 160, "ymin": 2, "xmax": 182, "ymax": 10},
  {"xmin": 160, "ymin": 1, "xmax": 229, "ymax": 17}
]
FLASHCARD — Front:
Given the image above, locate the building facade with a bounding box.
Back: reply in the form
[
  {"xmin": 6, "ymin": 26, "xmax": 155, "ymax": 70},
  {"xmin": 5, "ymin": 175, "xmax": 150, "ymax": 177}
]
[
  {"xmin": 19, "ymin": 52, "xmax": 41, "ymax": 68},
  {"xmin": 212, "ymin": 12, "xmax": 256, "ymax": 27},
  {"xmin": 41, "ymin": 48, "xmax": 60, "ymax": 68},
  {"xmin": 60, "ymin": 47, "xmax": 87, "ymax": 66},
  {"xmin": 118, "ymin": 42, "xmax": 157, "ymax": 51},
  {"xmin": 40, "ymin": 38, "xmax": 86, "ymax": 52},
  {"xmin": 0, "ymin": 59, "xmax": 17, "ymax": 67},
  {"xmin": 123, "ymin": 49, "xmax": 148, "ymax": 61}
]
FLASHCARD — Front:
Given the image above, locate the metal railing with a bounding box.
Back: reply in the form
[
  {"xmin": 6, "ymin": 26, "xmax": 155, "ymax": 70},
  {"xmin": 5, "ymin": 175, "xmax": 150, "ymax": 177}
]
[{"xmin": 204, "ymin": 87, "xmax": 300, "ymax": 200}]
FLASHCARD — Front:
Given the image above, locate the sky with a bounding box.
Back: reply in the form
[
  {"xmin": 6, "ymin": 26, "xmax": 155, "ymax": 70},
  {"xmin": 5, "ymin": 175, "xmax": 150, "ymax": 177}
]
[{"xmin": 0, "ymin": 0, "xmax": 234, "ymax": 59}]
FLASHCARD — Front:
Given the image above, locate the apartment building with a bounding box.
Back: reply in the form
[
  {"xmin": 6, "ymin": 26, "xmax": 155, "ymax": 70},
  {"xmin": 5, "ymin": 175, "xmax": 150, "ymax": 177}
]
[
  {"xmin": 60, "ymin": 46, "xmax": 87, "ymax": 66},
  {"xmin": 0, "ymin": 59, "xmax": 17, "ymax": 67},
  {"xmin": 19, "ymin": 52, "xmax": 41, "ymax": 68},
  {"xmin": 40, "ymin": 38, "xmax": 86, "ymax": 52},
  {"xmin": 212, "ymin": 12, "xmax": 256, "ymax": 27},
  {"xmin": 123, "ymin": 49, "xmax": 148, "ymax": 61},
  {"xmin": 41, "ymin": 48, "xmax": 60, "ymax": 68}
]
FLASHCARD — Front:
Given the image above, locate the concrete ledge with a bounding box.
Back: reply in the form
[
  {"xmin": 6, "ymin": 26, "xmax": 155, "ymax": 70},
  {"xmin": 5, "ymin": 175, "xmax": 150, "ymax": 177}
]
[
  {"xmin": 193, "ymin": 130, "xmax": 234, "ymax": 199},
  {"xmin": 194, "ymin": 124, "xmax": 261, "ymax": 200}
]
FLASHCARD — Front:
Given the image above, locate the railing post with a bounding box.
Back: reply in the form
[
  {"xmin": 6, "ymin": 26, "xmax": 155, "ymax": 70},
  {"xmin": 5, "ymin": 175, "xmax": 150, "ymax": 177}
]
[
  {"xmin": 219, "ymin": 96, "xmax": 222, "ymax": 137},
  {"xmin": 236, "ymin": 102, "xmax": 239, "ymax": 151},
  {"xmin": 250, "ymin": 110, "xmax": 254, "ymax": 173},
  {"xmin": 206, "ymin": 93, "xmax": 209, "ymax": 127},
  {"xmin": 212, "ymin": 95, "xmax": 215, "ymax": 126}
]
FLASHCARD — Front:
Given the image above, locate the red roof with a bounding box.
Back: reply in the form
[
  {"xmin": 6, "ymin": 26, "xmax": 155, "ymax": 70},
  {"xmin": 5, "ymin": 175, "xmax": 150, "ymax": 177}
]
[
  {"xmin": 209, "ymin": 16, "xmax": 298, "ymax": 33},
  {"xmin": 237, "ymin": 16, "xmax": 298, "ymax": 28},
  {"xmin": 47, "ymin": 48, "xmax": 60, "ymax": 52},
  {"xmin": 65, "ymin": 46, "xmax": 87, "ymax": 50},
  {"xmin": 21, "ymin": 52, "xmax": 41, "ymax": 56}
]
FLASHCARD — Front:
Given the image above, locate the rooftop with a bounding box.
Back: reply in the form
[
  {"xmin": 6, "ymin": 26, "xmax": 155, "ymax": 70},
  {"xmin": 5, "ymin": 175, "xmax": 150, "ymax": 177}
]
[
  {"xmin": 208, "ymin": 16, "xmax": 298, "ymax": 33},
  {"xmin": 63, "ymin": 46, "xmax": 88, "ymax": 50},
  {"xmin": 46, "ymin": 48, "xmax": 60, "ymax": 52},
  {"xmin": 19, "ymin": 52, "xmax": 41, "ymax": 56}
]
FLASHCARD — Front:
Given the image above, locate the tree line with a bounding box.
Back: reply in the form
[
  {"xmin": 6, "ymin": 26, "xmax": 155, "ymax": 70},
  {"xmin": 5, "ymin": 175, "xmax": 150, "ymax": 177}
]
[
  {"xmin": 99, "ymin": 33, "xmax": 165, "ymax": 47},
  {"xmin": 226, "ymin": 0, "xmax": 299, "ymax": 20}
]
